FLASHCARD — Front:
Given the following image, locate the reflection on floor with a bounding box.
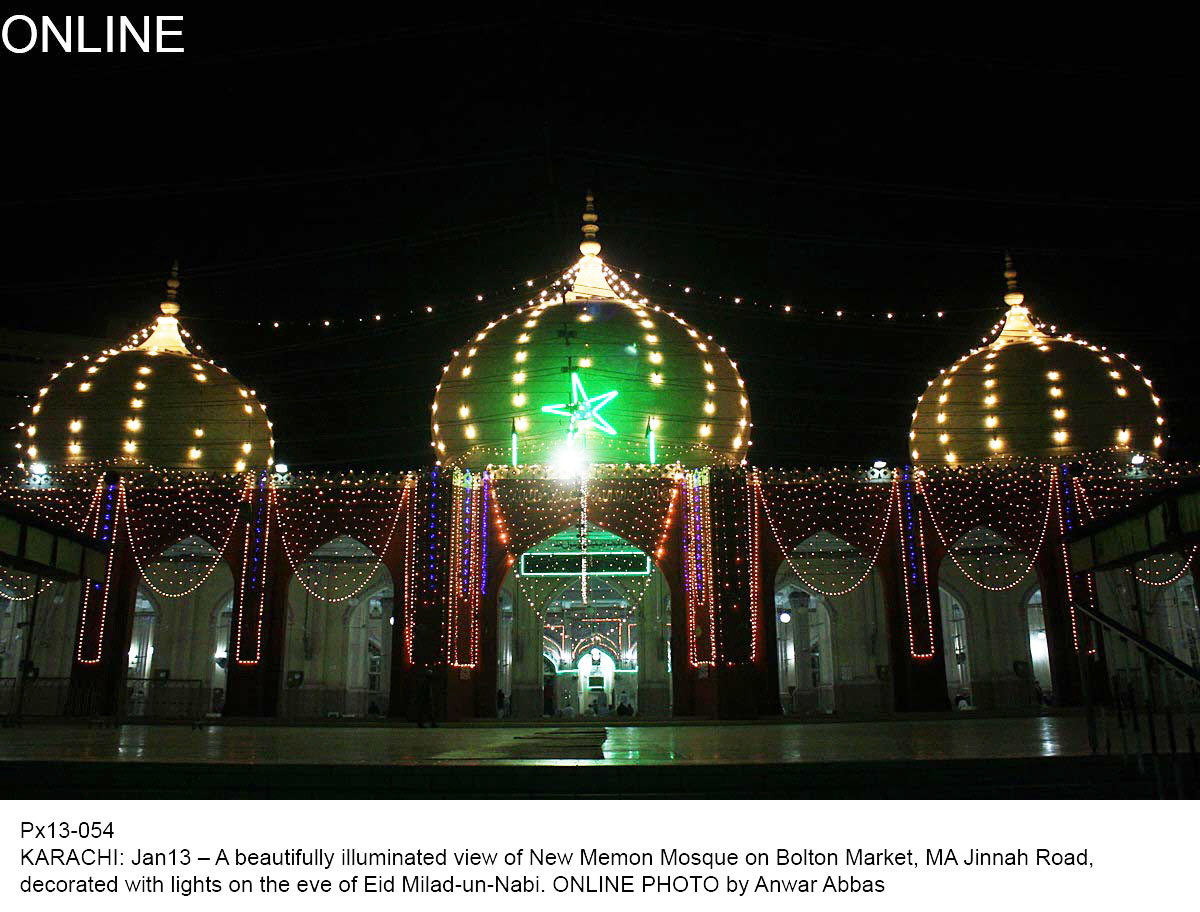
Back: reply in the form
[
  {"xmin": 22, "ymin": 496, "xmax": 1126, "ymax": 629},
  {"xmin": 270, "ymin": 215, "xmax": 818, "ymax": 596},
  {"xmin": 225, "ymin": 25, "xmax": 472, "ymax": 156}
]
[
  {"xmin": 0, "ymin": 715, "xmax": 1088, "ymax": 765},
  {"xmin": 2, "ymin": 716, "xmax": 1178, "ymax": 798}
]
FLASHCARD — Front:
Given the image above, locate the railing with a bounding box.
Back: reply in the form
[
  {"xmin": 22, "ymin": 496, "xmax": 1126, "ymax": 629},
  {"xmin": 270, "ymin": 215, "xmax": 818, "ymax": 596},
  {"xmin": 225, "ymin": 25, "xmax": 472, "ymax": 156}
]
[
  {"xmin": 1076, "ymin": 601, "xmax": 1200, "ymax": 799},
  {"xmin": 0, "ymin": 676, "xmax": 73, "ymax": 718},
  {"xmin": 118, "ymin": 677, "xmax": 207, "ymax": 722}
]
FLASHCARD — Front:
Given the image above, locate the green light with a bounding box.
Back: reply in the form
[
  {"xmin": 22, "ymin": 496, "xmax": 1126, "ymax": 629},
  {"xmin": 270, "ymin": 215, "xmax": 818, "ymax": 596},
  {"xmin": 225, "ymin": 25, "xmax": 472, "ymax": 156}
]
[
  {"xmin": 511, "ymin": 419, "xmax": 518, "ymax": 467},
  {"xmin": 519, "ymin": 550, "xmax": 651, "ymax": 577},
  {"xmin": 541, "ymin": 371, "xmax": 618, "ymax": 440},
  {"xmin": 645, "ymin": 419, "xmax": 656, "ymax": 465}
]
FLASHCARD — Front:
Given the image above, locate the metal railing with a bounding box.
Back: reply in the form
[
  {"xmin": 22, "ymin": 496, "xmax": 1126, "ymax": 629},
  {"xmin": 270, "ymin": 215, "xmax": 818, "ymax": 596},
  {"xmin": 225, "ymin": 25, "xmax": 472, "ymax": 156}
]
[
  {"xmin": 1076, "ymin": 601, "xmax": 1200, "ymax": 799},
  {"xmin": 118, "ymin": 677, "xmax": 207, "ymax": 722}
]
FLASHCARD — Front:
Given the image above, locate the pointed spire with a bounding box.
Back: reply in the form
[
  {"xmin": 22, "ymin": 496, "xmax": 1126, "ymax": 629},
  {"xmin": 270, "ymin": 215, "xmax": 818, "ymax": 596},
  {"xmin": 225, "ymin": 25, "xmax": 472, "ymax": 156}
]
[
  {"xmin": 993, "ymin": 252, "xmax": 1042, "ymax": 344},
  {"xmin": 161, "ymin": 259, "xmax": 181, "ymax": 315},
  {"xmin": 137, "ymin": 260, "xmax": 190, "ymax": 354},
  {"xmin": 1003, "ymin": 252, "xmax": 1024, "ymax": 307},
  {"xmin": 567, "ymin": 190, "xmax": 616, "ymax": 301},
  {"xmin": 579, "ymin": 190, "xmax": 601, "ymax": 257}
]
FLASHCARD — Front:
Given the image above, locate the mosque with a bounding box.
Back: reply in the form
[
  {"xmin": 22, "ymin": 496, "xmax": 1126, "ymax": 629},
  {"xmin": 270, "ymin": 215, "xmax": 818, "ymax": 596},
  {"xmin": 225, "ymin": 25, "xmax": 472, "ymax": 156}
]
[{"xmin": 1, "ymin": 196, "xmax": 1195, "ymax": 723}]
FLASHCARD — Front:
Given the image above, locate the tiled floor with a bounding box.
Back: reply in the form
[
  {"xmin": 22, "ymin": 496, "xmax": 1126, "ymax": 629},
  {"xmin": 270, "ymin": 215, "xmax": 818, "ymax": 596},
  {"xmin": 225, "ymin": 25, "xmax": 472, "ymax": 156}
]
[{"xmin": 0, "ymin": 715, "xmax": 1092, "ymax": 766}]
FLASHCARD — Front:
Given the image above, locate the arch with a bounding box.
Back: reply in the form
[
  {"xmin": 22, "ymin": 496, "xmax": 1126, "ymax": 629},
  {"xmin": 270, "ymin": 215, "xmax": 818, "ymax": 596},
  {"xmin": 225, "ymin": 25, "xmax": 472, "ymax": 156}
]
[
  {"xmin": 938, "ymin": 583, "xmax": 972, "ymax": 708},
  {"xmin": 288, "ymin": 533, "xmax": 387, "ymax": 604},
  {"xmin": 1023, "ymin": 586, "xmax": 1053, "ymax": 700},
  {"xmin": 1093, "ymin": 560, "xmax": 1200, "ymax": 710},
  {"xmin": 494, "ymin": 522, "xmax": 671, "ymax": 719},
  {"xmin": 772, "ymin": 532, "xmax": 890, "ymax": 715},
  {"xmin": 126, "ymin": 533, "xmax": 236, "ymax": 718},
  {"xmin": 936, "ymin": 525, "xmax": 1043, "ymax": 711},
  {"xmin": 0, "ymin": 578, "xmax": 80, "ymax": 715},
  {"xmin": 280, "ymin": 536, "xmax": 395, "ymax": 718},
  {"xmin": 133, "ymin": 533, "xmax": 234, "ymax": 600}
]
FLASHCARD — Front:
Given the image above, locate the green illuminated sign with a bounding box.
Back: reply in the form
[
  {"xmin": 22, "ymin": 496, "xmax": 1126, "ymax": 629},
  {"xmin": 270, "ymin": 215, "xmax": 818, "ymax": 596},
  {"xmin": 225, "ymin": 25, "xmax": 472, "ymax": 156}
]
[{"xmin": 520, "ymin": 550, "xmax": 651, "ymax": 577}]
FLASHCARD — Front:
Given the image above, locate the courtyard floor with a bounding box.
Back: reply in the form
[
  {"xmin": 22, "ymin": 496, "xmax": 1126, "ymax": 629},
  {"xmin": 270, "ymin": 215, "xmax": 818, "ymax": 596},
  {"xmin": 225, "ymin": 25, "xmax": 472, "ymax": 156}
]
[
  {"xmin": 0, "ymin": 714, "xmax": 1093, "ymax": 765},
  {"xmin": 2, "ymin": 714, "xmax": 1180, "ymax": 797}
]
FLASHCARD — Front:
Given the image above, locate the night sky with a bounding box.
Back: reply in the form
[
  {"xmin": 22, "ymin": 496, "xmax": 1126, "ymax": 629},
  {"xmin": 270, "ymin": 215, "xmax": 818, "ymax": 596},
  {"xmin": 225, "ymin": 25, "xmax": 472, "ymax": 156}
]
[{"xmin": 4, "ymin": 12, "xmax": 1198, "ymax": 469}]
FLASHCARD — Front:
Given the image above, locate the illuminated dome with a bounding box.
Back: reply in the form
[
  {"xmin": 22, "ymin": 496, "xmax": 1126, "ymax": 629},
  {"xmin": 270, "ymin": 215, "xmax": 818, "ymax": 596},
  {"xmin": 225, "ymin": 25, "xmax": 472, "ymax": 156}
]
[
  {"xmin": 22, "ymin": 266, "xmax": 274, "ymax": 472},
  {"xmin": 910, "ymin": 259, "xmax": 1164, "ymax": 466},
  {"xmin": 433, "ymin": 195, "xmax": 751, "ymax": 469}
]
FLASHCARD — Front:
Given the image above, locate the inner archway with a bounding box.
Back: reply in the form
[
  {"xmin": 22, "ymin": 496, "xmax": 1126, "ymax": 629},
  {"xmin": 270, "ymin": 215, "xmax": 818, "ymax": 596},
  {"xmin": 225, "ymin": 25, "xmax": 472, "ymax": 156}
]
[
  {"xmin": 1024, "ymin": 588, "xmax": 1053, "ymax": 702},
  {"xmin": 938, "ymin": 586, "xmax": 972, "ymax": 709},
  {"xmin": 496, "ymin": 522, "xmax": 670, "ymax": 719},
  {"xmin": 127, "ymin": 535, "xmax": 235, "ymax": 718},
  {"xmin": 772, "ymin": 531, "xmax": 891, "ymax": 716},
  {"xmin": 280, "ymin": 535, "xmax": 394, "ymax": 719},
  {"xmin": 937, "ymin": 526, "xmax": 1044, "ymax": 710}
]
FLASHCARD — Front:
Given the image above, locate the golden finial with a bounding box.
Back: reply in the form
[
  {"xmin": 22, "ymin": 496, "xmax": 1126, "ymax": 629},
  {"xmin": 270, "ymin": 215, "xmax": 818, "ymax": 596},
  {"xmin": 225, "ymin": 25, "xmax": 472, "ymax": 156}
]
[
  {"xmin": 1003, "ymin": 252, "xmax": 1024, "ymax": 307},
  {"xmin": 579, "ymin": 190, "xmax": 601, "ymax": 257},
  {"xmin": 161, "ymin": 260, "xmax": 181, "ymax": 316}
]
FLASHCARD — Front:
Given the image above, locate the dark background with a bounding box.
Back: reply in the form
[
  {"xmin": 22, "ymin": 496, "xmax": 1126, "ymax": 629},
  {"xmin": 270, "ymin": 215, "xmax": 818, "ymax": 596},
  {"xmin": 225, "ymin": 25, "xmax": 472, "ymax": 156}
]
[{"xmin": 3, "ymin": 9, "xmax": 1197, "ymax": 469}]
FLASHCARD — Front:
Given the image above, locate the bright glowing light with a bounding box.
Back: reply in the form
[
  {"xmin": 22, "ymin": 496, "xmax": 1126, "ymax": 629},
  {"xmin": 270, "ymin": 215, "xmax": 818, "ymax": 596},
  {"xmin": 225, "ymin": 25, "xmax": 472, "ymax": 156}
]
[{"xmin": 550, "ymin": 441, "xmax": 590, "ymax": 479}]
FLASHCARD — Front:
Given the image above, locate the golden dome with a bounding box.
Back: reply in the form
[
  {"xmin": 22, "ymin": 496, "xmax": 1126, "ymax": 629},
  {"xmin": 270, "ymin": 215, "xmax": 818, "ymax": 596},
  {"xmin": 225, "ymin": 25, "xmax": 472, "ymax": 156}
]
[
  {"xmin": 910, "ymin": 263, "xmax": 1164, "ymax": 465},
  {"xmin": 21, "ymin": 267, "xmax": 274, "ymax": 472},
  {"xmin": 432, "ymin": 196, "xmax": 751, "ymax": 469}
]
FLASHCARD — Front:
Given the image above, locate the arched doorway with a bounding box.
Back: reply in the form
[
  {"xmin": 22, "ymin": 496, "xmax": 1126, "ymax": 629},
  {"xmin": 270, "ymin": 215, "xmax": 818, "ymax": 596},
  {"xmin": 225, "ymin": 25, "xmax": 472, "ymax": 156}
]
[
  {"xmin": 0, "ymin": 574, "xmax": 79, "ymax": 715},
  {"xmin": 496, "ymin": 522, "xmax": 670, "ymax": 719},
  {"xmin": 128, "ymin": 535, "xmax": 235, "ymax": 718},
  {"xmin": 937, "ymin": 526, "xmax": 1043, "ymax": 710},
  {"xmin": 938, "ymin": 586, "xmax": 971, "ymax": 709},
  {"xmin": 774, "ymin": 586, "xmax": 834, "ymax": 714},
  {"xmin": 1024, "ymin": 588, "xmax": 1053, "ymax": 704},
  {"xmin": 280, "ymin": 535, "xmax": 394, "ymax": 719},
  {"xmin": 773, "ymin": 531, "xmax": 890, "ymax": 715}
]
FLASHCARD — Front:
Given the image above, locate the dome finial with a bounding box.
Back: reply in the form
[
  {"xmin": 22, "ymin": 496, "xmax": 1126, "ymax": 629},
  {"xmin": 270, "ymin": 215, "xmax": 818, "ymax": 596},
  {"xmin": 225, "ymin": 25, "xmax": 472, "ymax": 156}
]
[
  {"xmin": 161, "ymin": 259, "xmax": 181, "ymax": 316},
  {"xmin": 1003, "ymin": 252, "xmax": 1024, "ymax": 306},
  {"xmin": 579, "ymin": 190, "xmax": 601, "ymax": 257}
]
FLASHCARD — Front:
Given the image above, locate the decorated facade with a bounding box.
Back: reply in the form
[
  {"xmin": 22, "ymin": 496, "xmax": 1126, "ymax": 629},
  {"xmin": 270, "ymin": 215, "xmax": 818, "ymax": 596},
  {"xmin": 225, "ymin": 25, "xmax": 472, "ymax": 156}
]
[{"xmin": 2, "ymin": 200, "xmax": 1197, "ymax": 722}]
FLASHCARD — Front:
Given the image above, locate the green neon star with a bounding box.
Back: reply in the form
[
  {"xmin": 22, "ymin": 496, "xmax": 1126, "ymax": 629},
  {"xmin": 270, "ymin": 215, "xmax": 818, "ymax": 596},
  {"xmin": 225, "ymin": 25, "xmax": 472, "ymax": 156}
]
[{"xmin": 541, "ymin": 372, "xmax": 619, "ymax": 436}]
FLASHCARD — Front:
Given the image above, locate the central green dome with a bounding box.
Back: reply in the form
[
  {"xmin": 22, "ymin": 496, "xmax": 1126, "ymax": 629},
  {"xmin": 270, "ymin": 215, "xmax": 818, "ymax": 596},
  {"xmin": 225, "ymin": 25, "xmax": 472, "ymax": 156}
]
[{"xmin": 432, "ymin": 196, "xmax": 751, "ymax": 470}]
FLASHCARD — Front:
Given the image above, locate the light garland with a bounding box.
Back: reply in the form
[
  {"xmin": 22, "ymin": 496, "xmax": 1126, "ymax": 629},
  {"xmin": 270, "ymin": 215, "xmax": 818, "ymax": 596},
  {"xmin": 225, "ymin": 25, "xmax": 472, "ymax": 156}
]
[
  {"xmin": 1050, "ymin": 475, "xmax": 1081, "ymax": 653},
  {"xmin": 682, "ymin": 469, "xmax": 717, "ymax": 667},
  {"xmin": 121, "ymin": 471, "xmax": 246, "ymax": 598},
  {"xmin": 232, "ymin": 471, "xmax": 272, "ymax": 665},
  {"xmin": 446, "ymin": 469, "xmax": 484, "ymax": 667},
  {"xmin": 918, "ymin": 462, "xmax": 1055, "ymax": 591},
  {"xmin": 273, "ymin": 474, "xmax": 407, "ymax": 603},
  {"xmin": 747, "ymin": 470, "xmax": 762, "ymax": 663},
  {"xmin": 899, "ymin": 471, "xmax": 936, "ymax": 660},
  {"xmin": 74, "ymin": 476, "xmax": 120, "ymax": 664},
  {"xmin": 0, "ymin": 567, "xmax": 54, "ymax": 601},
  {"xmin": 1129, "ymin": 546, "xmax": 1196, "ymax": 586},
  {"xmin": 757, "ymin": 467, "xmax": 895, "ymax": 597}
]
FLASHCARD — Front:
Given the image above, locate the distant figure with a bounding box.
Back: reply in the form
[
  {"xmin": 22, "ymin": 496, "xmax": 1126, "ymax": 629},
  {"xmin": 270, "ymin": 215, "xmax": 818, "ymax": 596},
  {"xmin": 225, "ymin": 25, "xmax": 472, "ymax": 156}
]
[
  {"xmin": 617, "ymin": 699, "xmax": 632, "ymax": 717},
  {"xmin": 496, "ymin": 689, "xmax": 506, "ymax": 719},
  {"xmin": 417, "ymin": 668, "xmax": 437, "ymax": 728}
]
